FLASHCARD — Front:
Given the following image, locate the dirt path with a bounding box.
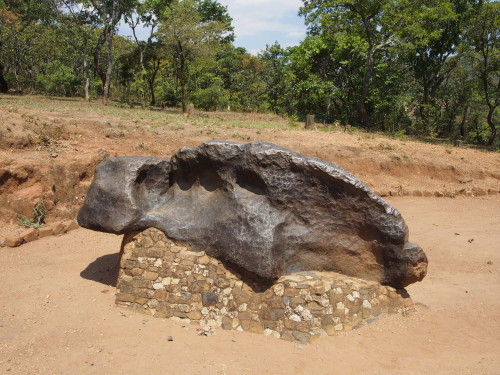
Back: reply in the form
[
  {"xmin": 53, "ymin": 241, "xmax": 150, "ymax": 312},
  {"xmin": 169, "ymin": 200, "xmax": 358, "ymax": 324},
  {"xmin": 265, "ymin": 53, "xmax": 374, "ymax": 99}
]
[{"xmin": 1, "ymin": 196, "xmax": 499, "ymax": 375}]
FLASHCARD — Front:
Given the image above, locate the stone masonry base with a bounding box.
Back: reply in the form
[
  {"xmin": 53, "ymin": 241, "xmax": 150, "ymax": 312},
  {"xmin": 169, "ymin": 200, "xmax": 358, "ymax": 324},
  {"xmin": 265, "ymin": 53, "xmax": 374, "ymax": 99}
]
[{"xmin": 116, "ymin": 228, "xmax": 414, "ymax": 343}]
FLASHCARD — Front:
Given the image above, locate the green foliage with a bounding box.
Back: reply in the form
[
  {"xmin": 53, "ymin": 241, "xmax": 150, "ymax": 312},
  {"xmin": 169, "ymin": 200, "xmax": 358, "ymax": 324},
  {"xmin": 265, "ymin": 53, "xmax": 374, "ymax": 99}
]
[
  {"xmin": 0, "ymin": 0, "xmax": 498, "ymax": 147},
  {"xmin": 36, "ymin": 61, "xmax": 82, "ymax": 96},
  {"xmin": 18, "ymin": 200, "xmax": 45, "ymax": 228},
  {"xmin": 191, "ymin": 75, "xmax": 229, "ymax": 110}
]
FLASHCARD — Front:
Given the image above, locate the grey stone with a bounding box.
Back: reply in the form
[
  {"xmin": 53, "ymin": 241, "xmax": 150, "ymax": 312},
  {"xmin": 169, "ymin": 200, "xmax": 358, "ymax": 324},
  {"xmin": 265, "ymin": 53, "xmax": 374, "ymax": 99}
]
[
  {"xmin": 292, "ymin": 331, "xmax": 311, "ymax": 343},
  {"xmin": 201, "ymin": 291, "xmax": 218, "ymax": 307},
  {"xmin": 78, "ymin": 141, "xmax": 427, "ymax": 288}
]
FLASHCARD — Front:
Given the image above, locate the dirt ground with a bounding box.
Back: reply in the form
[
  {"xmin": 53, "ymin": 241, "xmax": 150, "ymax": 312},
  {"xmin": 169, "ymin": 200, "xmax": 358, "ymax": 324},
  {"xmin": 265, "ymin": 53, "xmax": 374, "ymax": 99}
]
[
  {"xmin": 0, "ymin": 197, "xmax": 499, "ymax": 375},
  {"xmin": 1, "ymin": 96, "xmax": 500, "ymax": 374}
]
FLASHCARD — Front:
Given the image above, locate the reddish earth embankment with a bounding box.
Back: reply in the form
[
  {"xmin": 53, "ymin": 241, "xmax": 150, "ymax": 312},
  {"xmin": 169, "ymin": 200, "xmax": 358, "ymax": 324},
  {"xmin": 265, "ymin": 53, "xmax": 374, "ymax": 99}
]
[{"xmin": 0, "ymin": 95, "xmax": 499, "ymax": 226}]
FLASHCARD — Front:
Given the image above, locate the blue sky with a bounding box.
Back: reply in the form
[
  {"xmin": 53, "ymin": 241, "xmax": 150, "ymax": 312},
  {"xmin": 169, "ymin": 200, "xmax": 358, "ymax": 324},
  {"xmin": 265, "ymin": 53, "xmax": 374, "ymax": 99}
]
[
  {"xmin": 119, "ymin": 0, "xmax": 307, "ymax": 55},
  {"xmin": 217, "ymin": 0, "xmax": 307, "ymax": 54}
]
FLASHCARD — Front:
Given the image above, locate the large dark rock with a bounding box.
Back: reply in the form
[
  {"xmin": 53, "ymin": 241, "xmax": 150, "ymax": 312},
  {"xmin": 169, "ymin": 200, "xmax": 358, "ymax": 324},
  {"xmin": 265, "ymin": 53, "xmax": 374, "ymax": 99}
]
[{"xmin": 78, "ymin": 141, "xmax": 427, "ymax": 288}]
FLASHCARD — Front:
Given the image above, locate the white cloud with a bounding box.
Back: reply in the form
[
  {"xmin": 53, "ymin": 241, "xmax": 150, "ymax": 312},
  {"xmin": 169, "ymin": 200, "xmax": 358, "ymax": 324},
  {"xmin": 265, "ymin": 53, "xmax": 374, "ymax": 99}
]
[
  {"xmin": 119, "ymin": 0, "xmax": 307, "ymax": 53},
  {"xmin": 218, "ymin": 0, "xmax": 306, "ymax": 48}
]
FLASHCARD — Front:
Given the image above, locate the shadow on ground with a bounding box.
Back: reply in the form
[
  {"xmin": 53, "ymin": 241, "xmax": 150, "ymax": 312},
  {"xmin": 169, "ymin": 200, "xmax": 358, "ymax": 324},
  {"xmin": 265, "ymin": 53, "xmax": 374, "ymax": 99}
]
[{"xmin": 80, "ymin": 253, "xmax": 120, "ymax": 286}]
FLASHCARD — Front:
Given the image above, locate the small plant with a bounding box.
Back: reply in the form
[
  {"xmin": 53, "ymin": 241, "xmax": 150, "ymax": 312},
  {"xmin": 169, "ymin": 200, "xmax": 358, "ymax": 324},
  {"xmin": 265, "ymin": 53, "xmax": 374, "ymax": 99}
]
[
  {"xmin": 377, "ymin": 142, "xmax": 396, "ymax": 151},
  {"xmin": 287, "ymin": 115, "xmax": 300, "ymax": 127},
  {"xmin": 394, "ymin": 129, "xmax": 407, "ymax": 140},
  {"xmin": 18, "ymin": 200, "xmax": 46, "ymax": 228},
  {"xmin": 36, "ymin": 122, "xmax": 65, "ymax": 146}
]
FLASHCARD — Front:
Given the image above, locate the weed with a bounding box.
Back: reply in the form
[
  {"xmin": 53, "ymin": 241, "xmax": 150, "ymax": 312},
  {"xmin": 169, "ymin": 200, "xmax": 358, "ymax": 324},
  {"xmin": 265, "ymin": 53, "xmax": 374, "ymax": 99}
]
[
  {"xmin": 391, "ymin": 153, "xmax": 408, "ymax": 160},
  {"xmin": 287, "ymin": 115, "xmax": 300, "ymax": 127},
  {"xmin": 377, "ymin": 142, "xmax": 396, "ymax": 151},
  {"xmin": 394, "ymin": 130, "xmax": 407, "ymax": 140},
  {"xmin": 445, "ymin": 148, "xmax": 452, "ymax": 154},
  {"xmin": 171, "ymin": 124, "xmax": 185, "ymax": 131},
  {"xmin": 18, "ymin": 200, "xmax": 46, "ymax": 228},
  {"xmin": 37, "ymin": 122, "xmax": 65, "ymax": 146}
]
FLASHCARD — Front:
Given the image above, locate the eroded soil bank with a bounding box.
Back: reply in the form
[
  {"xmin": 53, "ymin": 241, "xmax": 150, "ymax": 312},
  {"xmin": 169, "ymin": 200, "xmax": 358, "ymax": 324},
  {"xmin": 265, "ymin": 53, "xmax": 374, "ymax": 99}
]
[{"xmin": 1, "ymin": 95, "xmax": 499, "ymax": 229}]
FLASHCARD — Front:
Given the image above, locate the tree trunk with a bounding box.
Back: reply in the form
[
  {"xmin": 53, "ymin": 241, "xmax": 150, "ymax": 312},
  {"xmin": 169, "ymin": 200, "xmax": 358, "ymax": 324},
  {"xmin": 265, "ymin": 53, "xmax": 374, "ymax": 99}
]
[
  {"xmin": 0, "ymin": 63, "xmax": 8, "ymax": 93},
  {"xmin": 180, "ymin": 55, "xmax": 187, "ymax": 113},
  {"xmin": 102, "ymin": 27, "xmax": 114, "ymax": 106},
  {"xmin": 305, "ymin": 114, "xmax": 315, "ymax": 129},
  {"xmin": 83, "ymin": 52, "xmax": 90, "ymax": 101},
  {"xmin": 149, "ymin": 62, "xmax": 160, "ymax": 106},
  {"xmin": 486, "ymin": 105, "xmax": 497, "ymax": 146},
  {"xmin": 357, "ymin": 51, "xmax": 374, "ymax": 129}
]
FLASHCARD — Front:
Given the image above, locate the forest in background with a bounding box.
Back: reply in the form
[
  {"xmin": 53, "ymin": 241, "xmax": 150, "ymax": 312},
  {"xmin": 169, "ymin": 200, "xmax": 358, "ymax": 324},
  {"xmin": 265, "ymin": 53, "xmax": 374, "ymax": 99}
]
[{"xmin": 0, "ymin": 0, "xmax": 498, "ymax": 146}]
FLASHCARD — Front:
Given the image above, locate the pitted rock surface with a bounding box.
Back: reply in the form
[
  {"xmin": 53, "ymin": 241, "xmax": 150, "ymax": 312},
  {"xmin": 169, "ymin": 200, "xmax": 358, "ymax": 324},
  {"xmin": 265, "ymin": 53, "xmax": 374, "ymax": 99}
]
[{"xmin": 77, "ymin": 141, "xmax": 427, "ymax": 288}]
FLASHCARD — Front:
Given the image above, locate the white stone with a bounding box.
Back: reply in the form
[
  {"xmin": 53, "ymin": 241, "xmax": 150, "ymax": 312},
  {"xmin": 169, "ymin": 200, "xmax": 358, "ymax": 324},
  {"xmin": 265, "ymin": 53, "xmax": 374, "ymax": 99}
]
[
  {"xmin": 223, "ymin": 287, "xmax": 232, "ymax": 295},
  {"xmin": 222, "ymin": 297, "xmax": 229, "ymax": 306},
  {"xmin": 347, "ymin": 294, "xmax": 355, "ymax": 302},
  {"xmin": 236, "ymin": 326, "xmax": 244, "ymax": 332},
  {"xmin": 238, "ymin": 303, "xmax": 248, "ymax": 312},
  {"xmin": 152, "ymin": 283, "xmax": 164, "ymax": 290},
  {"xmin": 334, "ymin": 287, "xmax": 343, "ymax": 294},
  {"xmin": 321, "ymin": 296, "xmax": 330, "ymax": 307},
  {"xmin": 171, "ymin": 278, "xmax": 180, "ymax": 285},
  {"xmin": 336, "ymin": 302, "xmax": 345, "ymax": 310},
  {"xmin": 263, "ymin": 329, "xmax": 273, "ymax": 336},
  {"xmin": 334, "ymin": 324, "xmax": 344, "ymax": 331},
  {"xmin": 273, "ymin": 331, "xmax": 281, "ymax": 339},
  {"xmin": 147, "ymin": 299, "xmax": 159, "ymax": 308},
  {"xmin": 294, "ymin": 305, "xmax": 304, "ymax": 313},
  {"xmin": 153, "ymin": 258, "xmax": 163, "ymax": 267},
  {"xmin": 201, "ymin": 307, "xmax": 209, "ymax": 315},
  {"xmin": 273, "ymin": 284, "xmax": 284, "ymax": 297},
  {"xmin": 352, "ymin": 291, "xmax": 361, "ymax": 299},
  {"xmin": 289, "ymin": 314, "xmax": 301, "ymax": 322},
  {"xmin": 362, "ymin": 300, "xmax": 372, "ymax": 309},
  {"xmin": 300, "ymin": 309, "xmax": 313, "ymax": 321},
  {"xmin": 162, "ymin": 277, "xmax": 172, "ymax": 285},
  {"xmin": 220, "ymin": 307, "xmax": 228, "ymax": 315}
]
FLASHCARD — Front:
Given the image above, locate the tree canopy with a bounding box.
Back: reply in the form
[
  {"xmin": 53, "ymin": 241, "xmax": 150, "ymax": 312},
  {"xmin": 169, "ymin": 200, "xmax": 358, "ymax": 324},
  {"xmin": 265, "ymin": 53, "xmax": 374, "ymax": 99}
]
[{"xmin": 0, "ymin": 0, "xmax": 497, "ymax": 146}]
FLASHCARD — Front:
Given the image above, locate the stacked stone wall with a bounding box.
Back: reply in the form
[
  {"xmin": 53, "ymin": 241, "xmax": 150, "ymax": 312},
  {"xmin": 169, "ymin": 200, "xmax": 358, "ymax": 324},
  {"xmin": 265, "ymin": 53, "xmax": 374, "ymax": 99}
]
[{"xmin": 116, "ymin": 228, "xmax": 414, "ymax": 343}]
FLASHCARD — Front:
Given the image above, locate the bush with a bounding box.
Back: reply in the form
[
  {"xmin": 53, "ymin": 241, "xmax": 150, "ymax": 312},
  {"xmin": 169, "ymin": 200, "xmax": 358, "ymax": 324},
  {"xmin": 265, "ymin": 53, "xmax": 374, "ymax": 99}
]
[
  {"xmin": 36, "ymin": 61, "xmax": 81, "ymax": 97},
  {"xmin": 191, "ymin": 83, "xmax": 229, "ymax": 111}
]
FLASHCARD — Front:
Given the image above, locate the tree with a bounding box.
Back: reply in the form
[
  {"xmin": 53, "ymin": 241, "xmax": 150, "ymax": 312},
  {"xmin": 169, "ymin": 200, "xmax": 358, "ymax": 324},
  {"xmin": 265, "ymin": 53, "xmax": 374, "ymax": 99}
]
[
  {"xmin": 260, "ymin": 42, "xmax": 292, "ymax": 114},
  {"xmin": 61, "ymin": 1, "xmax": 102, "ymax": 101},
  {"xmin": 82, "ymin": 0, "xmax": 135, "ymax": 104},
  {"xmin": 125, "ymin": 0, "xmax": 173, "ymax": 107},
  {"xmin": 300, "ymin": 0, "xmax": 397, "ymax": 129},
  {"xmin": 0, "ymin": 0, "xmax": 60, "ymax": 92},
  {"xmin": 156, "ymin": 0, "xmax": 230, "ymax": 112},
  {"xmin": 462, "ymin": 0, "xmax": 499, "ymax": 145},
  {"xmin": 395, "ymin": 0, "xmax": 464, "ymax": 135}
]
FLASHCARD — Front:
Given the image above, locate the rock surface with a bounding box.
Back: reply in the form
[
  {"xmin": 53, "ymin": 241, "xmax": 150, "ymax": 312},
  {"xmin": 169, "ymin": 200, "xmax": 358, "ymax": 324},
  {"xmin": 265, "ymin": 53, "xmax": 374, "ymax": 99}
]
[{"xmin": 78, "ymin": 141, "xmax": 427, "ymax": 288}]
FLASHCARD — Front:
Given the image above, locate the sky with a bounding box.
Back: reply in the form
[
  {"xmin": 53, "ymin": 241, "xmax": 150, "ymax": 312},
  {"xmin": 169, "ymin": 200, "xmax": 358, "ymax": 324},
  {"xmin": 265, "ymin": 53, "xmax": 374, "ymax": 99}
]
[
  {"xmin": 118, "ymin": 0, "xmax": 308, "ymax": 55},
  {"xmin": 216, "ymin": 0, "xmax": 307, "ymax": 54}
]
